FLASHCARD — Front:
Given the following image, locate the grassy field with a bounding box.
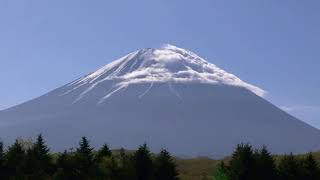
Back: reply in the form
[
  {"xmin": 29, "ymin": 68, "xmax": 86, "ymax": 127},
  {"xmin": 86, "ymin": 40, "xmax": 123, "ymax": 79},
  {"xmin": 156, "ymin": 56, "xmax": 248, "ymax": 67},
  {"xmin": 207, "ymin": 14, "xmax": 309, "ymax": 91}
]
[{"xmin": 176, "ymin": 157, "xmax": 219, "ymax": 180}]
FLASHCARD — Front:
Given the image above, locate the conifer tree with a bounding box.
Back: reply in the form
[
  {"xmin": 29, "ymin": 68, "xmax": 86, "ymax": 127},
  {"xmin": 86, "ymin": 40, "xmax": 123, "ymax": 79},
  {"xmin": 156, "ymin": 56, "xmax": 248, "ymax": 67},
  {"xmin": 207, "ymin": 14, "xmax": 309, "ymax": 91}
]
[
  {"xmin": 54, "ymin": 150, "xmax": 78, "ymax": 180},
  {"xmin": 133, "ymin": 143, "xmax": 154, "ymax": 180},
  {"xmin": 227, "ymin": 143, "xmax": 255, "ymax": 180},
  {"xmin": 95, "ymin": 144, "xmax": 116, "ymax": 179},
  {"xmin": 278, "ymin": 153, "xmax": 302, "ymax": 180},
  {"xmin": 301, "ymin": 153, "xmax": 320, "ymax": 180},
  {"xmin": 0, "ymin": 141, "xmax": 5, "ymax": 179},
  {"xmin": 96, "ymin": 143, "xmax": 112, "ymax": 162},
  {"xmin": 252, "ymin": 146, "xmax": 277, "ymax": 180},
  {"xmin": 25, "ymin": 134, "xmax": 53, "ymax": 179},
  {"xmin": 97, "ymin": 155, "xmax": 121, "ymax": 179},
  {"xmin": 5, "ymin": 139, "xmax": 26, "ymax": 179},
  {"xmin": 74, "ymin": 137, "xmax": 97, "ymax": 179},
  {"xmin": 154, "ymin": 149, "xmax": 179, "ymax": 180}
]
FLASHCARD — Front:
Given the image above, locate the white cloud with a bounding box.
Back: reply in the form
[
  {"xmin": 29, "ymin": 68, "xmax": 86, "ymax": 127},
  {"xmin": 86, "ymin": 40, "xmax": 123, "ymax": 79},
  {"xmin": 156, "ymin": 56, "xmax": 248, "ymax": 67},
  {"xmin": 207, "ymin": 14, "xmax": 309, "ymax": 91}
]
[
  {"xmin": 281, "ymin": 105, "xmax": 320, "ymax": 112},
  {"xmin": 66, "ymin": 44, "xmax": 267, "ymax": 101}
]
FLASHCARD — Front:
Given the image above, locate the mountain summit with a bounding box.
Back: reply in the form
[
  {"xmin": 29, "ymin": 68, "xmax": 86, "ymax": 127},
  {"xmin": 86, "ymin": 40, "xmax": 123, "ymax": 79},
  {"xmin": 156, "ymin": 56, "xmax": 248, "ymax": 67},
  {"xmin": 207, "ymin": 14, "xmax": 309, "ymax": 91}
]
[
  {"xmin": 67, "ymin": 44, "xmax": 265, "ymax": 104},
  {"xmin": 0, "ymin": 45, "xmax": 319, "ymax": 157}
]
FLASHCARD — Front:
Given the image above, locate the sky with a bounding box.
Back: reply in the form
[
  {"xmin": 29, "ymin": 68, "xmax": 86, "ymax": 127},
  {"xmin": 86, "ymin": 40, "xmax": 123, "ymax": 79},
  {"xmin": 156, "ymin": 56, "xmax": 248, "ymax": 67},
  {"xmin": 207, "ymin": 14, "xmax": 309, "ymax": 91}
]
[{"xmin": 0, "ymin": 0, "xmax": 319, "ymax": 128}]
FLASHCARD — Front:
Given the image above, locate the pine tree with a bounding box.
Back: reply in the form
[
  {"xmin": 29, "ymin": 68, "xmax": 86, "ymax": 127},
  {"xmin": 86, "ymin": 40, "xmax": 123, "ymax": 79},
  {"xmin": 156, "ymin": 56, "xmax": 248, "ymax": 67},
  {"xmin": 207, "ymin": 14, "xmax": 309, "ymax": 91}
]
[
  {"xmin": 95, "ymin": 144, "xmax": 117, "ymax": 179},
  {"xmin": 278, "ymin": 153, "xmax": 302, "ymax": 180},
  {"xmin": 133, "ymin": 143, "xmax": 154, "ymax": 180},
  {"xmin": 97, "ymin": 155, "xmax": 121, "ymax": 179},
  {"xmin": 154, "ymin": 149, "xmax": 179, "ymax": 180},
  {"xmin": 25, "ymin": 134, "xmax": 53, "ymax": 179},
  {"xmin": 252, "ymin": 146, "xmax": 277, "ymax": 180},
  {"xmin": 227, "ymin": 143, "xmax": 255, "ymax": 180},
  {"xmin": 0, "ymin": 141, "xmax": 5, "ymax": 179},
  {"xmin": 5, "ymin": 139, "xmax": 26, "ymax": 179},
  {"xmin": 54, "ymin": 150, "xmax": 78, "ymax": 180},
  {"xmin": 301, "ymin": 153, "xmax": 320, "ymax": 180},
  {"xmin": 74, "ymin": 137, "xmax": 97, "ymax": 179},
  {"xmin": 96, "ymin": 143, "xmax": 112, "ymax": 161}
]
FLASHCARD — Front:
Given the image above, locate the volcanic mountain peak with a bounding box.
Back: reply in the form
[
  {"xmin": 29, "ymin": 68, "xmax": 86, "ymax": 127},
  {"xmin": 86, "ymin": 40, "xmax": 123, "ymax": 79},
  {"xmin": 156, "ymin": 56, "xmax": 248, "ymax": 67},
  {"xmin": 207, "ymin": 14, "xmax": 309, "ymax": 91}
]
[
  {"xmin": 1, "ymin": 45, "xmax": 319, "ymax": 157},
  {"xmin": 65, "ymin": 44, "xmax": 265, "ymax": 102}
]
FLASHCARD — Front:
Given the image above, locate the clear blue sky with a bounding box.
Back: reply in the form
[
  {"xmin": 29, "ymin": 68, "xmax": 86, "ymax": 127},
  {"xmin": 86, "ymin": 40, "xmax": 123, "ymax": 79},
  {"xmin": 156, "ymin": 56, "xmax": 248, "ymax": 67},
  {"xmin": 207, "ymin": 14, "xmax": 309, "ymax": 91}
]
[{"xmin": 0, "ymin": 0, "xmax": 319, "ymax": 128}]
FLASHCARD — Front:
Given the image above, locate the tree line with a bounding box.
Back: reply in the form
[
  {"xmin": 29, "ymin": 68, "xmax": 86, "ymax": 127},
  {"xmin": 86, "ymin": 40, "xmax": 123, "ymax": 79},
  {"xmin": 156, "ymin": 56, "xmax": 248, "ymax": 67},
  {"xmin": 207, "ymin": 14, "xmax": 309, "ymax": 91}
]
[
  {"xmin": 214, "ymin": 143, "xmax": 320, "ymax": 180},
  {"xmin": 0, "ymin": 135, "xmax": 179, "ymax": 180},
  {"xmin": 0, "ymin": 135, "xmax": 319, "ymax": 180}
]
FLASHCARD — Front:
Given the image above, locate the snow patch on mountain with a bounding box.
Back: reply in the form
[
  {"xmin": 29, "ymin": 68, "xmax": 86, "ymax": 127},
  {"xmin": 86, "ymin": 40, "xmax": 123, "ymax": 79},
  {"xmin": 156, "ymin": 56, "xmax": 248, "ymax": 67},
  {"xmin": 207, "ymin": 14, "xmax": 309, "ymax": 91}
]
[{"xmin": 65, "ymin": 44, "xmax": 266, "ymax": 102}]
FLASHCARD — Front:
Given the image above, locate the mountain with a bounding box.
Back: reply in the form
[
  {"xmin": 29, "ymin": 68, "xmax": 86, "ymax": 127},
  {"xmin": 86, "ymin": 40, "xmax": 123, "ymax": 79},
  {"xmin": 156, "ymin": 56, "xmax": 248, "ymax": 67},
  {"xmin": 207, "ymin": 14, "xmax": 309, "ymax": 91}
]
[{"xmin": 0, "ymin": 44, "xmax": 319, "ymax": 157}]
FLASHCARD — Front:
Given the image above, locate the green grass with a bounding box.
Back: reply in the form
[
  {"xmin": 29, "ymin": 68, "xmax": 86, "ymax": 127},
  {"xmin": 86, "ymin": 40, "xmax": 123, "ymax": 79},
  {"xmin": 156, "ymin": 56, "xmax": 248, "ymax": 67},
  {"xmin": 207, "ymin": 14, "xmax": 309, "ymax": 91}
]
[{"xmin": 176, "ymin": 157, "xmax": 219, "ymax": 180}]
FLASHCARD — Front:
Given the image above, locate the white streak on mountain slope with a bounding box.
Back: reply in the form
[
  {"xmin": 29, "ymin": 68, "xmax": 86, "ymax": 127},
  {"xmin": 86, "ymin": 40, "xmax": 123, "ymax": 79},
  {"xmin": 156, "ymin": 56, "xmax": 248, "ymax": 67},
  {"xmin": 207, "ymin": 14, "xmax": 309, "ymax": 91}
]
[
  {"xmin": 63, "ymin": 44, "xmax": 266, "ymax": 103},
  {"xmin": 138, "ymin": 82, "xmax": 154, "ymax": 99}
]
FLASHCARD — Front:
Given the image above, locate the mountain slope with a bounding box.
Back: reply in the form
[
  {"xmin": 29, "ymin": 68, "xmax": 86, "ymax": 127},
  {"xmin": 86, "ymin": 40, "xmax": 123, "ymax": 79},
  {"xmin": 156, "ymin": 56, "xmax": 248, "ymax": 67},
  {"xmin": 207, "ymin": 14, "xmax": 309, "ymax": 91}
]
[{"xmin": 0, "ymin": 45, "xmax": 319, "ymax": 157}]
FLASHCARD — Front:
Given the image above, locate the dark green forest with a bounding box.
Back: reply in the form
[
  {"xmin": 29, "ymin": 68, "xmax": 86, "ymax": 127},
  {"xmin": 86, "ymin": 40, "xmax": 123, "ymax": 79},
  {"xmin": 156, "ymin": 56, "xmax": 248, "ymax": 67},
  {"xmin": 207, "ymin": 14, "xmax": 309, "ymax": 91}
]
[{"xmin": 0, "ymin": 135, "xmax": 319, "ymax": 180}]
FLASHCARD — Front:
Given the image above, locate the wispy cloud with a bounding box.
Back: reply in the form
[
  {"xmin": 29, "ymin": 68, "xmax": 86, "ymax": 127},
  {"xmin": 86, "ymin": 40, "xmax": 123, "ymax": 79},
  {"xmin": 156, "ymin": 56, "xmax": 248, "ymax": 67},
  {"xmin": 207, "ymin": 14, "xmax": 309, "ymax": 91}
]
[{"xmin": 280, "ymin": 105, "xmax": 320, "ymax": 112}]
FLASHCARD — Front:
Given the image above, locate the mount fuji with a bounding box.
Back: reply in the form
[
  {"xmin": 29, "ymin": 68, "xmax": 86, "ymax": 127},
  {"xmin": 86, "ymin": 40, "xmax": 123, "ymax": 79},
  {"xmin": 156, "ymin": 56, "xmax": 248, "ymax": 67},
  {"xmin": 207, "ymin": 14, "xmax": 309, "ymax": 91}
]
[{"xmin": 0, "ymin": 44, "xmax": 319, "ymax": 157}]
